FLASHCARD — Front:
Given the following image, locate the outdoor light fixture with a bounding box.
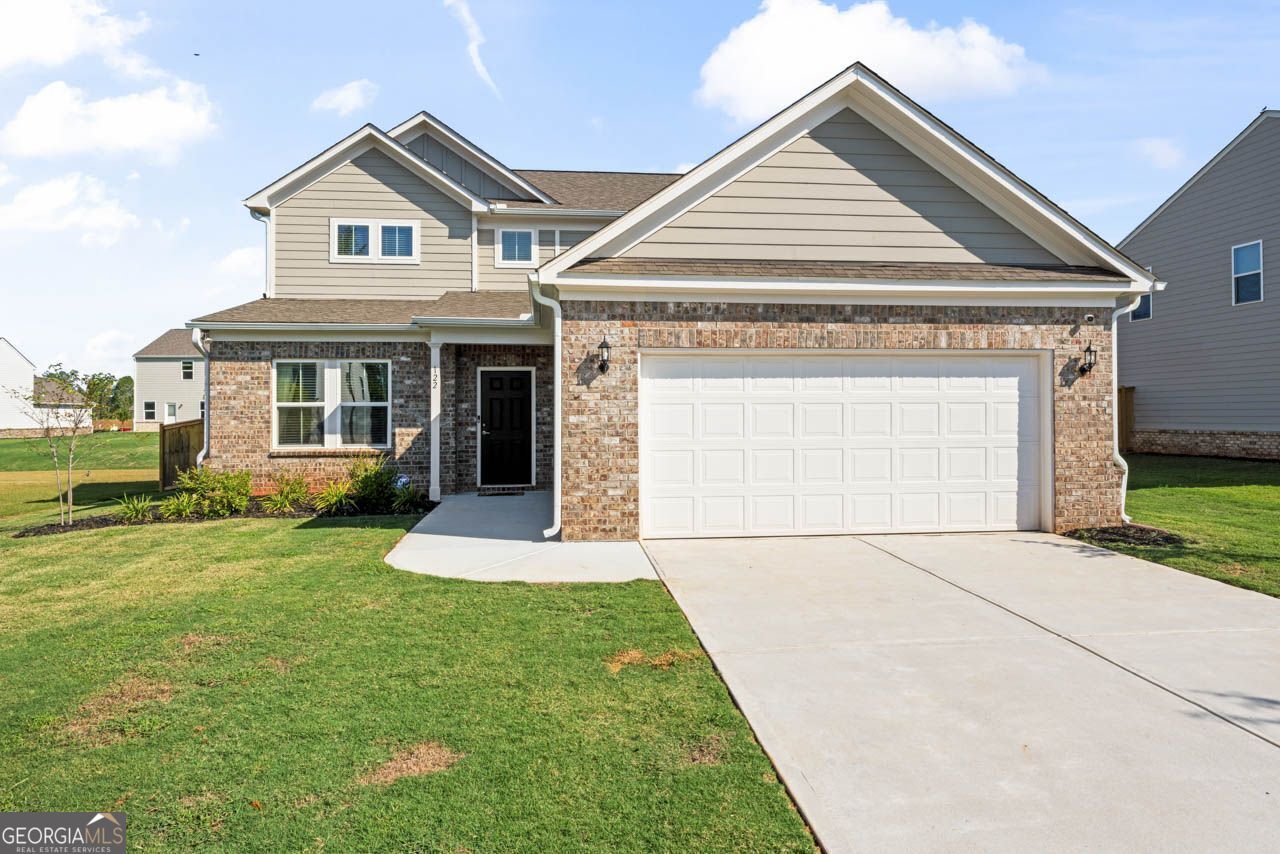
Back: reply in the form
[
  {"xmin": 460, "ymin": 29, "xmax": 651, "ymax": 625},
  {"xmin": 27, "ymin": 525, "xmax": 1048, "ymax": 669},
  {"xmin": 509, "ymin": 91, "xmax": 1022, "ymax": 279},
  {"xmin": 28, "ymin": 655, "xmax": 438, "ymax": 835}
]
[
  {"xmin": 597, "ymin": 337, "xmax": 611, "ymax": 373},
  {"xmin": 1079, "ymin": 343, "xmax": 1097, "ymax": 374}
]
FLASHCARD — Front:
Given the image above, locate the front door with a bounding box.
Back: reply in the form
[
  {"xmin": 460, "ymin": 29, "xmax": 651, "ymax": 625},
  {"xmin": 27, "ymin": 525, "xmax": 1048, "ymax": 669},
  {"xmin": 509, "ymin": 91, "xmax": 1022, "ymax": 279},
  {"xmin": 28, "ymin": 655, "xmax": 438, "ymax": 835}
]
[{"xmin": 479, "ymin": 369, "xmax": 533, "ymax": 486}]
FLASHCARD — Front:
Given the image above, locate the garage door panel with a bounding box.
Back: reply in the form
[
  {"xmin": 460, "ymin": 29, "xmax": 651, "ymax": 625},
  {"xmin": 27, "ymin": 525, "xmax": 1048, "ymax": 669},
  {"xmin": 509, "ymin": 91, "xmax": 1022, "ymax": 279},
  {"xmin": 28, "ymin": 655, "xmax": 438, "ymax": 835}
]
[{"xmin": 641, "ymin": 353, "xmax": 1044, "ymax": 537}]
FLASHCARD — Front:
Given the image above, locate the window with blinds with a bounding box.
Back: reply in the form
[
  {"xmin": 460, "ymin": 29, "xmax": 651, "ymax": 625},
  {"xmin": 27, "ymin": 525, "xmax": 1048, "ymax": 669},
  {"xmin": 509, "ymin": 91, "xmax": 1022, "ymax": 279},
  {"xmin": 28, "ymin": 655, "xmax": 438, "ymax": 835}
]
[
  {"xmin": 275, "ymin": 362, "xmax": 324, "ymax": 446},
  {"xmin": 380, "ymin": 225, "xmax": 414, "ymax": 258},
  {"xmin": 273, "ymin": 360, "xmax": 392, "ymax": 448},
  {"xmin": 330, "ymin": 219, "xmax": 417, "ymax": 264},
  {"xmin": 339, "ymin": 361, "xmax": 390, "ymax": 446},
  {"xmin": 497, "ymin": 229, "xmax": 535, "ymax": 266}
]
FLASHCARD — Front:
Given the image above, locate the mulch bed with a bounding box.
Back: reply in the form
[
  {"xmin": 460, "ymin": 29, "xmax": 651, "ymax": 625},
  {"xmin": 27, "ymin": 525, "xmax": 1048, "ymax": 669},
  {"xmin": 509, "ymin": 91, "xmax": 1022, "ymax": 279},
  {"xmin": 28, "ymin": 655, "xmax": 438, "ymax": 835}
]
[{"xmin": 1066, "ymin": 524, "xmax": 1189, "ymax": 547}]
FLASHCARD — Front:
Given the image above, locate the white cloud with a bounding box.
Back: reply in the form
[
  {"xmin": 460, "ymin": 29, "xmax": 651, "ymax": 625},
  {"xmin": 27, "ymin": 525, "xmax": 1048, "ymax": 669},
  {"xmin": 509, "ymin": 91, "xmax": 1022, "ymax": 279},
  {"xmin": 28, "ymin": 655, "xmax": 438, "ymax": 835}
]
[
  {"xmin": 0, "ymin": 0, "xmax": 150, "ymax": 75},
  {"xmin": 84, "ymin": 328, "xmax": 136, "ymax": 364},
  {"xmin": 442, "ymin": 0, "xmax": 501, "ymax": 98},
  {"xmin": 216, "ymin": 246, "xmax": 265, "ymax": 278},
  {"xmin": 1132, "ymin": 136, "xmax": 1185, "ymax": 170},
  {"xmin": 126, "ymin": 170, "xmax": 140, "ymax": 181},
  {"xmin": 0, "ymin": 163, "xmax": 11, "ymax": 187},
  {"xmin": 0, "ymin": 80, "xmax": 215, "ymax": 162},
  {"xmin": 311, "ymin": 79, "xmax": 379, "ymax": 117},
  {"xmin": 696, "ymin": 0, "xmax": 1045, "ymax": 124},
  {"xmin": 0, "ymin": 172, "xmax": 138, "ymax": 246}
]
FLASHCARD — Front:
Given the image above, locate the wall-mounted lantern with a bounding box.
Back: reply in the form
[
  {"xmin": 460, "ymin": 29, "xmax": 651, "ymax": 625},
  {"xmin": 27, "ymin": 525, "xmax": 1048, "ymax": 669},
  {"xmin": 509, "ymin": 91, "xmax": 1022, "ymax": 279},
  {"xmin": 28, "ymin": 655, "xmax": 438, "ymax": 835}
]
[
  {"xmin": 1079, "ymin": 343, "xmax": 1097, "ymax": 375},
  {"xmin": 597, "ymin": 338, "xmax": 611, "ymax": 373}
]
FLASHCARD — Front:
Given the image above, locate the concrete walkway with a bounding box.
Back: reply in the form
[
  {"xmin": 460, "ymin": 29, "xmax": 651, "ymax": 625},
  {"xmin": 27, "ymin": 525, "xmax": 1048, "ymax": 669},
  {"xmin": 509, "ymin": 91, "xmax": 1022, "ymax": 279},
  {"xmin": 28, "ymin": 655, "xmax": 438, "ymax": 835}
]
[
  {"xmin": 647, "ymin": 533, "xmax": 1280, "ymax": 854},
  {"xmin": 384, "ymin": 491, "xmax": 656, "ymax": 582}
]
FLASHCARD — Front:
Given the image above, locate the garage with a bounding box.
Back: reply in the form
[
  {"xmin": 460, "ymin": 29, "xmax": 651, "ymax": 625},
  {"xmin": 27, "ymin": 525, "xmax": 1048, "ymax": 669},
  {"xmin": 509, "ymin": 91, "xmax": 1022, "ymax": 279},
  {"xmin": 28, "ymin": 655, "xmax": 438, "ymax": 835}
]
[{"xmin": 639, "ymin": 352, "xmax": 1047, "ymax": 538}]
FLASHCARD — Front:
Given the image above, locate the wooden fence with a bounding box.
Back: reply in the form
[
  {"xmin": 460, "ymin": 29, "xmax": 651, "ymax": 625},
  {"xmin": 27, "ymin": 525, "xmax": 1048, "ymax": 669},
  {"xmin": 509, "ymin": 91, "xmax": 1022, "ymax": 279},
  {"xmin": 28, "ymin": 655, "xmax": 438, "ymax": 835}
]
[
  {"xmin": 159, "ymin": 418, "xmax": 203, "ymax": 489},
  {"xmin": 1117, "ymin": 387, "xmax": 1135, "ymax": 453}
]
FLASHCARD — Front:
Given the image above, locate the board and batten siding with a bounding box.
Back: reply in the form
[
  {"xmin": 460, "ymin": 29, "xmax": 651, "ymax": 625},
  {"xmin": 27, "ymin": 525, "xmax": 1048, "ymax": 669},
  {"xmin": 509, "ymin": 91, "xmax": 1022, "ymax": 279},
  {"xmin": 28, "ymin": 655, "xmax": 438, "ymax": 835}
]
[
  {"xmin": 476, "ymin": 226, "xmax": 602, "ymax": 290},
  {"xmin": 1118, "ymin": 116, "xmax": 1280, "ymax": 433},
  {"xmin": 402, "ymin": 131, "xmax": 524, "ymax": 201},
  {"xmin": 623, "ymin": 107, "xmax": 1061, "ymax": 265},
  {"xmin": 134, "ymin": 358, "xmax": 206, "ymax": 432},
  {"xmin": 274, "ymin": 149, "xmax": 472, "ymax": 298}
]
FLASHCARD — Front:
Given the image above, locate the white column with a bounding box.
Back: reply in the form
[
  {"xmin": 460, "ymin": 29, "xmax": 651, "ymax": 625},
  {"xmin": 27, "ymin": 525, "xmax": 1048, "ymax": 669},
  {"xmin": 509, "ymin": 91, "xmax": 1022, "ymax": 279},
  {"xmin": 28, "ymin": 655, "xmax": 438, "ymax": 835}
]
[{"xmin": 429, "ymin": 342, "xmax": 442, "ymax": 502}]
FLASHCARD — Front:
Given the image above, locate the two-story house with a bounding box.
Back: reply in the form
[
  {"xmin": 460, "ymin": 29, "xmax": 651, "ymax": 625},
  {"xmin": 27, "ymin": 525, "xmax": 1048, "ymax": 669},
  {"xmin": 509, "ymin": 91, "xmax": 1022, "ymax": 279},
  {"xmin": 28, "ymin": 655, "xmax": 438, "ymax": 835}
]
[
  {"xmin": 1118, "ymin": 111, "xmax": 1280, "ymax": 460},
  {"xmin": 188, "ymin": 63, "xmax": 1158, "ymax": 542},
  {"xmin": 133, "ymin": 328, "xmax": 207, "ymax": 431}
]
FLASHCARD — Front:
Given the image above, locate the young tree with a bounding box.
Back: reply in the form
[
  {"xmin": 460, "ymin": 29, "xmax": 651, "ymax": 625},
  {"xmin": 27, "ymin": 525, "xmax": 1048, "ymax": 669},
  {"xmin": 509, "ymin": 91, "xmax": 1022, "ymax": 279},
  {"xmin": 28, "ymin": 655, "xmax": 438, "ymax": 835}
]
[
  {"xmin": 5, "ymin": 375, "xmax": 95, "ymax": 525},
  {"xmin": 109, "ymin": 375, "xmax": 134, "ymax": 421}
]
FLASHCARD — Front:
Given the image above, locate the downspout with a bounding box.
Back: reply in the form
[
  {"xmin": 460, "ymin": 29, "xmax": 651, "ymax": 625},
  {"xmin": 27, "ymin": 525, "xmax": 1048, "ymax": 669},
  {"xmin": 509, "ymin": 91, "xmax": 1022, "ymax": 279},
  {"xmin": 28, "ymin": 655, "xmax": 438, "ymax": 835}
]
[
  {"xmin": 191, "ymin": 327, "xmax": 210, "ymax": 466},
  {"xmin": 1111, "ymin": 293, "xmax": 1145, "ymax": 523},
  {"xmin": 250, "ymin": 208, "xmax": 271, "ymax": 297},
  {"xmin": 529, "ymin": 272, "xmax": 562, "ymax": 539}
]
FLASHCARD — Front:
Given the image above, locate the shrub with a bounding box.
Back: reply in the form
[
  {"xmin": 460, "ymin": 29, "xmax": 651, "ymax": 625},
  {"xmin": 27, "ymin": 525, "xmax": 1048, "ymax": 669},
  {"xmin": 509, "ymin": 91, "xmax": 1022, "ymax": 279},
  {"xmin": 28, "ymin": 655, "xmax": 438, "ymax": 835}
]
[
  {"xmin": 114, "ymin": 493, "xmax": 154, "ymax": 523},
  {"xmin": 158, "ymin": 491, "xmax": 199, "ymax": 520},
  {"xmin": 313, "ymin": 478, "xmax": 356, "ymax": 516},
  {"xmin": 261, "ymin": 473, "xmax": 309, "ymax": 515},
  {"xmin": 349, "ymin": 457, "xmax": 398, "ymax": 514},
  {"xmin": 175, "ymin": 467, "xmax": 252, "ymax": 518},
  {"xmin": 391, "ymin": 482, "xmax": 426, "ymax": 514}
]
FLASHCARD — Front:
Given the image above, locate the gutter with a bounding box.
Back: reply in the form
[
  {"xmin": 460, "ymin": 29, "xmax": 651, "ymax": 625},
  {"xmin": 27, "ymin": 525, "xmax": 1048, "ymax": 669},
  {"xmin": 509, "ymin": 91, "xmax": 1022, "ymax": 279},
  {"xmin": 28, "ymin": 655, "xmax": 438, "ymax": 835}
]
[
  {"xmin": 1112, "ymin": 291, "xmax": 1148, "ymax": 524},
  {"xmin": 185, "ymin": 317, "xmax": 538, "ymax": 333},
  {"xmin": 528, "ymin": 272, "xmax": 562, "ymax": 539},
  {"xmin": 190, "ymin": 327, "xmax": 210, "ymax": 466}
]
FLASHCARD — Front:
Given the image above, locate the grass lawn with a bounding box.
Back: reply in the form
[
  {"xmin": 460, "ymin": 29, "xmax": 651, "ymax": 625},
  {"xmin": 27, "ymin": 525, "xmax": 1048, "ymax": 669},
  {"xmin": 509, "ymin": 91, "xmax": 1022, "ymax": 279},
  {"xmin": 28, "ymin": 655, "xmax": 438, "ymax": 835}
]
[
  {"xmin": 1080, "ymin": 454, "xmax": 1280, "ymax": 598},
  {"xmin": 0, "ymin": 470, "xmax": 812, "ymax": 851},
  {"xmin": 0, "ymin": 430, "xmax": 158, "ymax": 472}
]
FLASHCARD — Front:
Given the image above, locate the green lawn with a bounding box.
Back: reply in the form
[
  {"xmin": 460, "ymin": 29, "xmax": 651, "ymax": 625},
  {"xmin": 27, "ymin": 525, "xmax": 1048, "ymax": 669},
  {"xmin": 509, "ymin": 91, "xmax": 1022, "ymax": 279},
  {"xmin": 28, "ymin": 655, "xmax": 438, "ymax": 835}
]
[
  {"xmin": 0, "ymin": 430, "xmax": 158, "ymax": 472},
  {"xmin": 1082, "ymin": 454, "xmax": 1280, "ymax": 598},
  {"xmin": 0, "ymin": 470, "xmax": 812, "ymax": 851}
]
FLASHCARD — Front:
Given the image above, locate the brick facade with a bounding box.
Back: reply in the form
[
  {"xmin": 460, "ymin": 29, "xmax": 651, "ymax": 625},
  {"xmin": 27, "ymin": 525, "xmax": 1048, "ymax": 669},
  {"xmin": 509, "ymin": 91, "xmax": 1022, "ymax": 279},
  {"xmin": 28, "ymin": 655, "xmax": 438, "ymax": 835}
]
[
  {"xmin": 206, "ymin": 340, "xmax": 553, "ymax": 493},
  {"xmin": 1130, "ymin": 428, "xmax": 1280, "ymax": 461},
  {"xmin": 559, "ymin": 301, "xmax": 1123, "ymax": 541}
]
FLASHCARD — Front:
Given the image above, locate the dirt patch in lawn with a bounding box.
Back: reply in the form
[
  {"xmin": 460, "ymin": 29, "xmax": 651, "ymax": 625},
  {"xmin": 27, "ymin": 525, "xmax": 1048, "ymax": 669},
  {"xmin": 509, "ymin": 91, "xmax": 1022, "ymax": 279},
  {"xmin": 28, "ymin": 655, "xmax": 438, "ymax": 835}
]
[
  {"xmin": 685, "ymin": 733, "xmax": 729, "ymax": 766},
  {"xmin": 605, "ymin": 648, "xmax": 703, "ymax": 674},
  {"xmin": 1067, "ymin": 524, "xmax": 1188, "ymax": 548},
  {"xmin": 178, "ymin": 633, "xmax": 230, "ymax": 655},
  {"xmin": 64, "ymin": 675, "xmax": 173, "ymax": 745},
  {"xmin": 357, "ymin": 742, "xmax": 464, "ymax": 786}
]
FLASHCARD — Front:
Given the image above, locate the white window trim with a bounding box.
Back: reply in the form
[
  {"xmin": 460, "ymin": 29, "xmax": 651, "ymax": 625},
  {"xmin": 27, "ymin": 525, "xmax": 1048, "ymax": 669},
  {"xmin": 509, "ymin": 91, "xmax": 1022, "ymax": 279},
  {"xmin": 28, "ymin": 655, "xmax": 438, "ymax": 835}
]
[
  {"xmin": 1231, "ymin": 239, "xmax": 1264, "ymax": 305},
  {"xmin": 475, "ymin": 366, "xmax": 536, "ymax": 487},
  {"xmin": 143, "ymin": 401, "xmax": 155, "ymax": 420},
  {"xmin": 271, "ymin": 358, "xmax": 393, "ymax": 450},
  {"xmin": 181, "ymin": 359, "xmax": 194, "ymax": 380},
  {"xmin": 328, "ymin": 218, "xmax": 420, "ymax": 265},
  {"xmin": 495, "ymin": 228, "xmax": 538, "ymax": 268}
]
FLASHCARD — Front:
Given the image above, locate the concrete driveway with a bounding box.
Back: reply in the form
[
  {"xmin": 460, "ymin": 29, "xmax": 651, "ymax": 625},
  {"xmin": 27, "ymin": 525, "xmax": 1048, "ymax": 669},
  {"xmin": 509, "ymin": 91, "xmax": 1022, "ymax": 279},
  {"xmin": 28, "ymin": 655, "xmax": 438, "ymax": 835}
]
[{"xmin": 646, "ymin": 533, "xmax": 1280, "ymax": 853}]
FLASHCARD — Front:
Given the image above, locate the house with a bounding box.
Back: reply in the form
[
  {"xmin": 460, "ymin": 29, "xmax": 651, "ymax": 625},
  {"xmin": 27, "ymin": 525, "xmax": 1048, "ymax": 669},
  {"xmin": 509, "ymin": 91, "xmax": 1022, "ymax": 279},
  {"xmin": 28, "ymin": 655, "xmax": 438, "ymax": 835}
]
[
  {"xmin": 0, "ymin": 337, "xmax": 93, "ymax": 438},
  {"xmin": 133, "ymin": 328, "xmax": 207, "ymax": 431},
  {"xmin": 188, "ymin": 63, "xmax": 1157, "ymax": 541},
  {"xmin": 1118, "ymin": 111, "xmax": 1280, "ymax": 460}
]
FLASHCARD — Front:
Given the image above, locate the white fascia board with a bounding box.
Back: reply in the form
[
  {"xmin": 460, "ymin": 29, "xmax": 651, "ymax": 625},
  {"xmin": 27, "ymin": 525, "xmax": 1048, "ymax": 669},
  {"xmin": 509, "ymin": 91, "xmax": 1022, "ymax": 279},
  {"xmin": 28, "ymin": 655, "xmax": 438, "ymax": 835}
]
[
  {"xmin": 242, "ymin": 125, "xmax": 488, "ymax": 213},
  {"xmin": 388, "ymin": 111, "xmax": 554, "ymax": 203},
  {"xmin": 410, "ymin": 315, "xmax": 535, "ymax": 327},
  {"xmin": 486, "ymin": 205, "xmax": 624, "ymax": 218},
  {"xmin": 1120, "ymin": 111, "xmax": 1280, "ymax": 247}
]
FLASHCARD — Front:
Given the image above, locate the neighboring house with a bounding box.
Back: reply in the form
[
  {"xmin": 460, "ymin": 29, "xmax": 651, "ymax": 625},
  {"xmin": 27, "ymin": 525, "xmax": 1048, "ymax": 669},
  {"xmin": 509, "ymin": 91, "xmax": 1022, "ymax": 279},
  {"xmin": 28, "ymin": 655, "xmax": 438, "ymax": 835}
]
[
  {"xmin": 0, "ymin": 337, "xmax": 93, "ymax": 438},
  {"xmin": 189, "ymin": 63, "xmax": 1157, "ymax": 541},
  {"xmin": 1118, "ymin": 111, "xmax": 1280, "ymax": 460},
  {"xmin": 133, "ymin": 329, "xmax": 206, "ymax": 432}
]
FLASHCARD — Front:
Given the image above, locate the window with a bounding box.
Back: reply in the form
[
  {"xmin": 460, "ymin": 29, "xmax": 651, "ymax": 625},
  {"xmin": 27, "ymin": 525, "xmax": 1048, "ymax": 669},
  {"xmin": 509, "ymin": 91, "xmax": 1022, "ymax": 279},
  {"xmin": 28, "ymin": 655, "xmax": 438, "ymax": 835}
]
[
  {"xmin": 273, "ymin": 360, "xmax": 392, "ymax": 449},
  {"xmin": 340, "ymin": 361, "xmax": 390, "ymax": 446},
  {"xmin": 181, "ymin": 360, "xmax": 193, "ymax": 380},
  {"xmin": 1233, "ymin": 241, "xmax": 1263, "ymax": 304},
  {"xmin": 275, "ymin": 362, "xmax": 324, "ymax": 446},
  {"xmin": 143, "ymin": 401, "xmax": 155, "ymax": 420},
  {"xmin": 497, "ymin": 228, "xmax": 536, "ymax": 267},
  {"xmin": 200, "ymin": 400, "xmax": 205, "ymax": 419},
  {"xmin": 1131, "ymin": 293, "xmax": 1152, "ymax": 321},
  {"xmin": 329, "ymin": 219, "xmax": 418, "ymax": 264}
]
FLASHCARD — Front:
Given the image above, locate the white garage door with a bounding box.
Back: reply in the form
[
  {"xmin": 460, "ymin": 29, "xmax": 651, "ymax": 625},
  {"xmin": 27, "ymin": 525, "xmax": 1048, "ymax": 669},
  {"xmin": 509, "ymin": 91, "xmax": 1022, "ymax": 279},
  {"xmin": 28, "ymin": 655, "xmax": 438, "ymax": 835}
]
[{"xmin": 640, "ymin": 353, "xmax": 1044, "ymax": 538}]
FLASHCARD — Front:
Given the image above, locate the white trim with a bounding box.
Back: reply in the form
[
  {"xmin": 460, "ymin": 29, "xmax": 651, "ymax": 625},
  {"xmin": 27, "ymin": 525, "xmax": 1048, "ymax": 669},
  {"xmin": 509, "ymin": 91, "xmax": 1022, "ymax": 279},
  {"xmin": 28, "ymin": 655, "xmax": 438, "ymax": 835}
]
[
  {"xmin": 388, "ymin": 111, "xmax": 554, "ymax": 203},
  {"xmin": 271, "ymin": 359, "xmax": 326, "ymax": 450},
  {"xmin": 1121, "ymin": 111, "xmax": 1280, "ymax": 247},
  {"xmin": 476, "ymin": 366, "xmax": 536, "ymax": 488},
  {"xmin": 529, "ymin": 281, "xmax": 562, "ymax": 538},
  {"xmin": 164, "ymin": 402, "xmax": 178, "ymax": 424},
  {"xmin": 470, "ymin": 214, "xmax": 479, "ymax": 292},
  {"xmin": 487, "ymin": 205, "xmax": 624, "ymax": 218},
  {"xmin": 1231, "ymin": 239, "xmax": 1264, "ymax": 305},
  {"xmin": 270, "ymin": 358, "xmax": 393, "ymax": 451},
  {"xmin": 429, "ymin": 343, "xmax": 442, "ymax": 502},
  {"xmin": 494, "ymin": 228, "xmax": 538, "ymax": 268},
  {"xmin": 181, "ymin": 360, "xmax": 194, "ymax": 380},
  {"xmin": 328, "ymin": 218, "xmax": 420, "ymax": 265},
  {"xmin": 1129, "ymin": 292, "xmax": 1153, "ymax": 322},
  {"xmin": 143, "ymin": 401, "xmax": 156, "ymax": 420}
]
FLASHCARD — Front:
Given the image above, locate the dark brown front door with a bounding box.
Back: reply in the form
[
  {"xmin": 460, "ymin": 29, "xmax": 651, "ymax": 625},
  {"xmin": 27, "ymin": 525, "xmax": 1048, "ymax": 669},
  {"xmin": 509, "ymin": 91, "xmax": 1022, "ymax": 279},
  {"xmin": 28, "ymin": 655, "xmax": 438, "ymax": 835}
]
[{"xmin": 479, "ymin": 370, "xmax": 533, "ymax": 486}]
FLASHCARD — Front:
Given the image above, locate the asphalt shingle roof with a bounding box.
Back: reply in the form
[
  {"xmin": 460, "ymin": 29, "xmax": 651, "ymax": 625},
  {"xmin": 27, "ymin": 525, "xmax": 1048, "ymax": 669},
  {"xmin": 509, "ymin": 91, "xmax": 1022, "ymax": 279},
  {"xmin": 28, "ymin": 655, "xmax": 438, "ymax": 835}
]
[
  {"xmin": 134, "ymin": 328, "xmax": 203, "ymax": 358},
  {"xmin": 192, "ymin": 292, "xmax": 532, "ymax": 326},
  {"xmin": 500, "ymin": 170, "xmax": 682, "ymax": 212},
  {"xmin": 566, "ymin": 257, "xmax": 1131, "ymax": 282}
]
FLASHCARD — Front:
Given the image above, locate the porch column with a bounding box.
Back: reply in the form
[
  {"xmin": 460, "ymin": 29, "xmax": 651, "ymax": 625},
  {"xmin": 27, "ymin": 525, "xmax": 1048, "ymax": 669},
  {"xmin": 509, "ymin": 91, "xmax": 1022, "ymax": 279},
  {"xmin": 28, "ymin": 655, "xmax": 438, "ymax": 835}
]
[{"xmin": 429, "ymin": 341, "xmax": 442, "ymax": 502}]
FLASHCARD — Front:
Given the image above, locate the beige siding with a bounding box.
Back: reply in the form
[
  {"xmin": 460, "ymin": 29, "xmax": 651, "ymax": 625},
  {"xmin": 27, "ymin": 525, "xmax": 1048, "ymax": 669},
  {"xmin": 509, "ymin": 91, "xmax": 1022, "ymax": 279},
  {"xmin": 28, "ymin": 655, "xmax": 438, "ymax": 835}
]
[
  {"xmin": 134, "ymin": 357, "xmax": 205, "ymax": 430},
  {"xmin": 476, "ymin": 226, "xmax": 601, "ymax": 290},
  {"xmin": 274, "ymin": 150, "xmax": 472, "ymax": 298},
  {"xmin": 403, "ymin": 131, "xmax": 523, "ymax": 200},
  {"xmin": 624, "ymin": 108, "xmax": 1060, "ymax": 264}
]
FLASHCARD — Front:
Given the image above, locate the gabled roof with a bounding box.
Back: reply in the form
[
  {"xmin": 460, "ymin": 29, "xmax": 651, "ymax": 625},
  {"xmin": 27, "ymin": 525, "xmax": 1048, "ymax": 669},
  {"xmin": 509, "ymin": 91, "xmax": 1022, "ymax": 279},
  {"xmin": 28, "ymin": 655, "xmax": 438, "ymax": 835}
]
[
  {"xmin": 243, "ymin": 124, "xmax": 490, "ymax": 213},
  {"xmin": 33, "ymin": 377, "xmax": 88, "ymax": 407},
  {"xmin": 539, "ymin": 62, "xmax": 1155, "ymax": 288},
  {"xmin": 135, "ymin": 328, "xmax": 202, "ymax": 358},
  {"xmin": 0, "ymin": 337, "xmax": 35, "ymax": 369},
  {"xmin": 1120, "ymin": 110, "xmax": 1280, "ymax": 247}
]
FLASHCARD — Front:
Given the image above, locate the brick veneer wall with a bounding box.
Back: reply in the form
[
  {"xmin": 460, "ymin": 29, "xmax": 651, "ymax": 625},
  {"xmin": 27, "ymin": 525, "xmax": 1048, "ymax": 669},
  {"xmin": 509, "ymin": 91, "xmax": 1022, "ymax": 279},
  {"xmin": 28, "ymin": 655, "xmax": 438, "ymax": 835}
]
[
  {"xmin": 1130, "ymin": 429, "xmax": 1280, "ymax": 460},
  {"xmin": 559, "ymin": 301, "xmax": 1121, "ymax": 541}
]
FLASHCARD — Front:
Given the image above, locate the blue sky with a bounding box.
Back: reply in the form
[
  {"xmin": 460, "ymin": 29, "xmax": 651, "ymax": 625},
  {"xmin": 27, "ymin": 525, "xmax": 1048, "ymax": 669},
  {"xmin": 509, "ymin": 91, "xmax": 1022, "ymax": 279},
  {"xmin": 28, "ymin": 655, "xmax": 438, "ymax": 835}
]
[{"xmin": 3, "ymin": 0, "xmax": 1279, "ymax": 376}]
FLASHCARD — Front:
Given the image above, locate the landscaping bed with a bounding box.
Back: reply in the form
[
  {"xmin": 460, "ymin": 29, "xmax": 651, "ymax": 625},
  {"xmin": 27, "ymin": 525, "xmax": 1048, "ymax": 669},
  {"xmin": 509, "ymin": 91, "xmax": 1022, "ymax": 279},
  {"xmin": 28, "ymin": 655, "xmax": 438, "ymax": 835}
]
[{"xmin": 1067, "ymin": 524, "xmax": 1188, "ymax": 548}]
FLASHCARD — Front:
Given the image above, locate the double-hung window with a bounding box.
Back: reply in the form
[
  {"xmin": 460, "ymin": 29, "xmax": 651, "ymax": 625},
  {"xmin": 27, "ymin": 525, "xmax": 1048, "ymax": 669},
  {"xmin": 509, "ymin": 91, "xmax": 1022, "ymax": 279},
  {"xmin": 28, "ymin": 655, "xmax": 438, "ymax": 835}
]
[
  {"xmin": 143, "ymin": 401, "xmax": 155, "ymax": 420},
  {"xmin": 1232, "ymin": 241, "xmax": 1263, "ymax": 304},
  {"xmin": 274, "ymin": 360, "xmax": 391, "ymax": 449},
  {"xmin": 329, "ymin": 218, "xmax": 418, "ymax": 264},
  {"xmin": 496, "ymin": 228, "xmax": 536, "ymax": 267},
  {"xmin": 181, "ymin": 360, "xmax": 194, "ymax": 380}
]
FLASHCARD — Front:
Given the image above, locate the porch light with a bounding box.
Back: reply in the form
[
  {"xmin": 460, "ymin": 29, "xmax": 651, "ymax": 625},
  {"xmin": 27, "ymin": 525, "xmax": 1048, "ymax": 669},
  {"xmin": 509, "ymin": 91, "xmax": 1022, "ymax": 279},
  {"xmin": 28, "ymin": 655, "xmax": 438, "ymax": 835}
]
[
  {"xmin": 598, "ymin": 338, "xmax": 611, "ymax": 373},
  {"xmin": 1080, "ymin": 343, "xmax": 1097, "ymax": 374}
]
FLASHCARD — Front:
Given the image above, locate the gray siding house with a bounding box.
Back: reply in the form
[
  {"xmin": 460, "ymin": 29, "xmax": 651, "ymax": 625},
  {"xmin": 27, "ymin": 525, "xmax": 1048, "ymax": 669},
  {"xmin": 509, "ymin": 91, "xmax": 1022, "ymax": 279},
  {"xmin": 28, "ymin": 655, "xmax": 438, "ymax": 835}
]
[
  {"xmin": 1118, "ymin": 111, "xmax": 1280, "ymax": 459},
  {"xmin": 133, "ymin": 329, "xmax": 206, "ymax": 431}
]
